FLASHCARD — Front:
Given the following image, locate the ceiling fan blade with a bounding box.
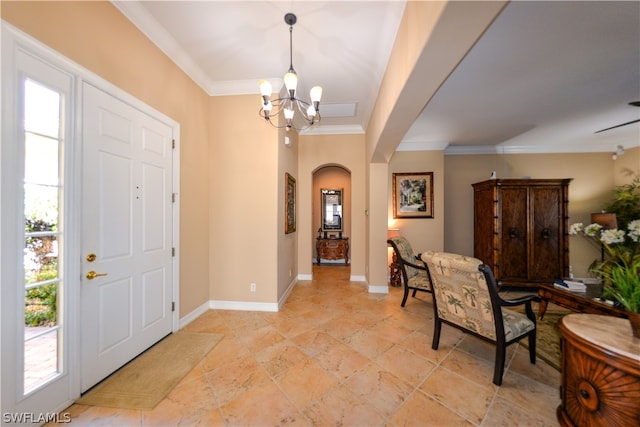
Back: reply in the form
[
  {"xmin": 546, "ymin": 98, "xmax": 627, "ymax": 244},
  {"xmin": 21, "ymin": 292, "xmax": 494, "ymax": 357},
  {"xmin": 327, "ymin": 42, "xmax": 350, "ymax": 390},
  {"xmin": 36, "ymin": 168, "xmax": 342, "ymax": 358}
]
[{"xmin": 595, "ymin": 118, "xmax": 640, "ymax": 134}]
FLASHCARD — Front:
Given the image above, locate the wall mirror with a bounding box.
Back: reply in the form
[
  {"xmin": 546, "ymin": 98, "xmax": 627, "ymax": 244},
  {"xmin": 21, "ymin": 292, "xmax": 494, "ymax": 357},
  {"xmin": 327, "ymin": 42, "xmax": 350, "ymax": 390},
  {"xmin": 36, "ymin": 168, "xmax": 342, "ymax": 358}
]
[{"xmin": 321, "ymin": 188, "xmax": 343, "ymax": 232}]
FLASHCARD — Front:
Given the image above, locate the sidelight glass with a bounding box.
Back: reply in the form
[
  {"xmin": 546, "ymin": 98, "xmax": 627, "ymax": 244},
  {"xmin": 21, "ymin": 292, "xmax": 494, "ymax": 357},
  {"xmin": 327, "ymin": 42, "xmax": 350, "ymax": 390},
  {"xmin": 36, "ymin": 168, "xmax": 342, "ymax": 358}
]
[{"xmin": 22, "ymin": 79, "xmax": 64, "ymax": 393}]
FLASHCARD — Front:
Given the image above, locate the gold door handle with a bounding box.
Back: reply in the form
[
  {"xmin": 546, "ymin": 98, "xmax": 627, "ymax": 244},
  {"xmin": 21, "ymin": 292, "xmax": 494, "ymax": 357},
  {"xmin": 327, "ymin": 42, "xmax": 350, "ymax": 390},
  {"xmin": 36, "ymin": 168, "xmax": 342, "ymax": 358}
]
[{"xmin": 86, "ymin": 271, "xmax": 108, "ymax": 280}]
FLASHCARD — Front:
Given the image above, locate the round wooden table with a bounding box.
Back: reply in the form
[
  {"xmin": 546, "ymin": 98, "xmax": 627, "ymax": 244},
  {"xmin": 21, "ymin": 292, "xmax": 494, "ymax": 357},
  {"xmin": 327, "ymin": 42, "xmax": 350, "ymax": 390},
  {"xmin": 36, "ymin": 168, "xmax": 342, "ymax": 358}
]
[{"xmin": 557, "ymin": 314, "xmax": 640, "ymax": 426}]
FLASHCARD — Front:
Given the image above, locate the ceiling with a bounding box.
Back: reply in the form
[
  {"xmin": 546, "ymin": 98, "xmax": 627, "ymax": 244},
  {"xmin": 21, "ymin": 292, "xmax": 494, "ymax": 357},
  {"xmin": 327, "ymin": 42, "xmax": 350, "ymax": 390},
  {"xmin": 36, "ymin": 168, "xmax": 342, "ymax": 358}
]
[{"xmin": 114, "ymin": 1, "xmax": 640, "ymax": 154}]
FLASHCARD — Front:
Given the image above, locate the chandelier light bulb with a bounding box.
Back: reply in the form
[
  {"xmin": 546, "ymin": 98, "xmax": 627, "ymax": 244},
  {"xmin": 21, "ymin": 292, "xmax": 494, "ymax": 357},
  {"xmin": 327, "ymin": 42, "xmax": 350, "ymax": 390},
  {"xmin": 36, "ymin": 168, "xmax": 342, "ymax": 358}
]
[
  {"xmin": 283, "ymin": 72, "xmax": 298, "ymax": 95},
  {"xmin": 310, "ymin": 86, "xmax": 323, "ymax": 103},
  {"xmin": 259, "ymin": 80, "xmax": 272, "ymax": 98},
  {"xmin": 307, "ymin": 105, "xmax": 316, "ymax": 117},
  {"xmin": 284, "ymin": 108, "xmax": 294, "ymax": 120}
]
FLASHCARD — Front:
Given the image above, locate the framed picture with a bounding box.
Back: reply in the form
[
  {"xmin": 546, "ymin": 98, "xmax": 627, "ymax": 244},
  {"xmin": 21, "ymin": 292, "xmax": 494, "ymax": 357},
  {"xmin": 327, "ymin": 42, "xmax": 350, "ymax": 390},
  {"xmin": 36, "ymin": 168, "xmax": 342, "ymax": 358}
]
[
  {"xmin": 393, "ymin": 172, "xmax": 434, "ymax": 219},
  {"xmin": 285, "ymin": 173, "xmax": 296, "ymax": 234}
]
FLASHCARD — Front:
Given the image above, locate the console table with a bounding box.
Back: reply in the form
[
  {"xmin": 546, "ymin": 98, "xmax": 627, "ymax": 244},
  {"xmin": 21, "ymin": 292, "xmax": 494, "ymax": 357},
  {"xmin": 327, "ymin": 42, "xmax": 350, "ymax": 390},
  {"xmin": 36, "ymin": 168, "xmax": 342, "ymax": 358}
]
[
  {"xmin": 537, "ymin": 282, "xmax": 628, "ymax": 319},
  {"xmin": 557, "ymin": 314, "xmax": 640, "ymax": 426},
  {"xmin": 316, "ymin": 237, "xmax": 349, "ymax": 265}
]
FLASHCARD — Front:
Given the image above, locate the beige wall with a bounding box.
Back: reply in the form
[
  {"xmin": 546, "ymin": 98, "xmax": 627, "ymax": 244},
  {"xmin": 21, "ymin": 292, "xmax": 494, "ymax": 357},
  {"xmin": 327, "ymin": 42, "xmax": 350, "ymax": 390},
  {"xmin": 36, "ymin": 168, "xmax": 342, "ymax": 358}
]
[
  {"xmin": 208, "ymin": 94, "xmax": 280, "ymax": 303},
  {"xmin": 443, "ymin": 149, "xmax": 640, "ymax": 278},
  {"xmin": 278, "ymin": 130, "xmax": 299, "ymax": 300},
  {"xmin": 298, "ymin": 134, "xmax": 366, "ymax": 279},
  {"xmin": 388, "ymin": 151, "xmax": 445, "ymax": 254},
  {"xmin": 2, "ymin": 1, "xmax": 211, "ymax": 314}
]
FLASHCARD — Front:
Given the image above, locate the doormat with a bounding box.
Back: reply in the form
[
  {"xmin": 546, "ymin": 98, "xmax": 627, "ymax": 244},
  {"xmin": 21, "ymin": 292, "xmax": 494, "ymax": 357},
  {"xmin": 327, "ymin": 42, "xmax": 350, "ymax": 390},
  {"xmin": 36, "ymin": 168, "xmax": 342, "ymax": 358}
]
[{"xmin": 76, "ymin": 332, "xmax": 222, "ymax": 410}]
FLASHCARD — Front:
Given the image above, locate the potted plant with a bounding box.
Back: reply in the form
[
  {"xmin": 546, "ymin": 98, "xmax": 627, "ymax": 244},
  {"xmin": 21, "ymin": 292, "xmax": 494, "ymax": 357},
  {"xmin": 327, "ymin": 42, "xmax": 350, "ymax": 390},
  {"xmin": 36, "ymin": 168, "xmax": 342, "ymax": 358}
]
[
  {"xmin": 569, "ymin": 217, "xmax": 640, "ymax": 337},
  {"xmin": 602, "ymin": 177, "xmax": 640, "ymax": 230},
  {"xmin": 594, "ymin": 256, "xmax": 640, "ymax": 337}
]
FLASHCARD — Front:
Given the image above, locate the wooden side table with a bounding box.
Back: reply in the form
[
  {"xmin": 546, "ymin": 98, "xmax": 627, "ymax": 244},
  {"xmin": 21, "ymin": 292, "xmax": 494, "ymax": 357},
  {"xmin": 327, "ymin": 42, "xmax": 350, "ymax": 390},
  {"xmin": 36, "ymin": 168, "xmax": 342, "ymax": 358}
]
[
  {"xmin": 389, "ymin": 251, "xmax": 401, "ymax": 287},
  {"xmin": 557, "ymin": 314, "xmax": 640, "ymax": 426},
  {"xmin": 316, "ymin": 237, "xmax": 349, "ymax": 265}
]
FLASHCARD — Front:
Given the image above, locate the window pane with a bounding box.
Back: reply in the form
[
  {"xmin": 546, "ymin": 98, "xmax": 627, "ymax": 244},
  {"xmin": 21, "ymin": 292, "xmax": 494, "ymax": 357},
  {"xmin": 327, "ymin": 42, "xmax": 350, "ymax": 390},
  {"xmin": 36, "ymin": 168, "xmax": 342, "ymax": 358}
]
[
  {"xmin": 24, "ymin": 234, "xmax": 58, "ymax": 286},
  {"xmin": 23, "ymin": 78, "xmax": 63, "ymax": 395},
  {"xmin": 25, "ymin": 133, "xmax": 58, "ymax": 185},
  {"xmin": 24, "ymin": 79, "xmax": 60, "ymax": 138},
  {"xmin": 24, "ymin": 183, "xmax": 58, "ymax": 233},
  {"xmin": 24, "ymin": 328, "xmax": 59, "ymax": 392}
]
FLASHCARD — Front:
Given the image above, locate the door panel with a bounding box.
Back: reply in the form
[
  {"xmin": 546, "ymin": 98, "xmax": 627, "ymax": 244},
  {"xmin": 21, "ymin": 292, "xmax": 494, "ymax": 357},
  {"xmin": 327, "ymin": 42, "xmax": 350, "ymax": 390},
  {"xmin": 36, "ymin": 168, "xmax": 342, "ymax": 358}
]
[
  {"xmin": 531, "ymin": 187, "xmax": 561, "ymax": 280},
  {"xmin": 500, "ymin": 187, "xmax": 528, "ymax": 280},
  {"xmin": 81, "ymin": 83, "xmax": 173, "ymax": 392}
]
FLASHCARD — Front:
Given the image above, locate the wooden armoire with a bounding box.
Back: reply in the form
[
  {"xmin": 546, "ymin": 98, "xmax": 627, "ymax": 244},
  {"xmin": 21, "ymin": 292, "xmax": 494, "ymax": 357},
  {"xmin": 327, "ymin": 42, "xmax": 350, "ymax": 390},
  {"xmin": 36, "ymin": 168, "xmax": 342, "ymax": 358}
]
[{"xmin": 473, "ymin": 179, "xmax": 572, "ymax": 288}]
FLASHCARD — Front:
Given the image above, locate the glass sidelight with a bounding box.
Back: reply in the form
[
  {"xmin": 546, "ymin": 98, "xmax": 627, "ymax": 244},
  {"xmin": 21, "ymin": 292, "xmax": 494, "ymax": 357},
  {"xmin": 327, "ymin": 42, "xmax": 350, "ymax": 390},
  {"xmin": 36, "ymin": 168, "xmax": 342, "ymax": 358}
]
[{"xmin": 22, "ymin": 79, "xmax": 64, "ymax": 393}]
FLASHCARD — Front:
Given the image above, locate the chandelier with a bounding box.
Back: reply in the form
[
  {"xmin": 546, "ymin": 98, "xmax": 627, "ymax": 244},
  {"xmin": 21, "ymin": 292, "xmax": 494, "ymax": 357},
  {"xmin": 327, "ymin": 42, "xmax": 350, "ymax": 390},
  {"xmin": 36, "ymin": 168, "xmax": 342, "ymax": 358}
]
[{"xmin": 259, "ymin": 13, "xmax": 323, "ymax": 132}]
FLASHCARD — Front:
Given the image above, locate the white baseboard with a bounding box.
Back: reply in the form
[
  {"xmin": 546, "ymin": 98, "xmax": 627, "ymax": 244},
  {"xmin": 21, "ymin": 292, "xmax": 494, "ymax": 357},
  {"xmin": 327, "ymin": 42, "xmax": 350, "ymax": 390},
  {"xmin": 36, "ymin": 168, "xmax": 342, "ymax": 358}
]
[
  {"xmin": 178, "ymin": 300, "xmax": 210, "ymax": 329},
  {"xmin": 368, "ymin": 284, "xmax": 389, "ymax": 294}
]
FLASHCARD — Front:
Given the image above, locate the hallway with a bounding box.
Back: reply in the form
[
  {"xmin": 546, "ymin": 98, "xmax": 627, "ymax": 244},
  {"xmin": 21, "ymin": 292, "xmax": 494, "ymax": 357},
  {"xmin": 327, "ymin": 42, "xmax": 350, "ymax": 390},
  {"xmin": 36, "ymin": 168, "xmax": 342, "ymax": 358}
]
[{"xmin": 52, "ymin": 265, "xmax": 560, "ymax": 426}]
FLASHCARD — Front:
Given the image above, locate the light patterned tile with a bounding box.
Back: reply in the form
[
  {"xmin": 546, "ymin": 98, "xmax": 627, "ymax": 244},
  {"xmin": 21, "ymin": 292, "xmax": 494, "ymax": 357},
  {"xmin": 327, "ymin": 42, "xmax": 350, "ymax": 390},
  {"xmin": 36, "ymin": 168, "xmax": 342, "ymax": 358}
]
[
  {"xmin": 388, "ymin": 390, "xmax": 474, "ymax": 427},
  {"xmin": 440, "ymin": 347, "xmax": 499, "ymax": 388},
  {"xmin": 275, "ymin": 359, "xmax": 338, "ymax": 410},
  {"xmin": 483, "ymin": 395, "xmax": 558, "ymax": 426},
  {"xmin": 199, "ymin": 336, "xmax": 249, "ymax": 373},
  {"xmin": 56, "ymin": 265, "xmax": 562, "ymax": 426},
  {"xmin": 497, "ymin": 369, "xmax": 561, "ymax": 417},
  {"xmin": 204, "ymin": 355, "xmax": 270, "ymax": 406},
  {"xmin": 420, "ymin": 366, "xmax": 494, "ymax": 425},
  {"xmin": 218, "ymin": 381, "xmax": 306, "ymax": 426},
  {"xmin": 254, "ymin": 340, "xmax": 308, "ymax": 377},
  {"xmin": 508, "ymin": 344, "xmax": 561, "ymax": 389},
  {"xmin": 303, "ymin": 384, "xmax": 385, "ymax": 426},
  {"xmin": 343, "ymin": 327, "xmax": 395, "ymax": 359},
  {"xmin": 236, "ymin": 324, "xmax": 286, "ymax": 353},
  {"xmin": 344, "ymin": 363, "xmax": 413, "ymax": 418},
  {"xmin": 290, "ymin": 329, "xmax": 340, "ymax": 357},
  {"xmin": 375, "ymin": 344, "xmax": 436, "ymax": 387},
  {"xmin": 142, "ymin": 369, "xmax": 216, "ymax": 426},
  {"xmin": 315, "ymin": 341, "xmax": 370, "ymax": 380}
]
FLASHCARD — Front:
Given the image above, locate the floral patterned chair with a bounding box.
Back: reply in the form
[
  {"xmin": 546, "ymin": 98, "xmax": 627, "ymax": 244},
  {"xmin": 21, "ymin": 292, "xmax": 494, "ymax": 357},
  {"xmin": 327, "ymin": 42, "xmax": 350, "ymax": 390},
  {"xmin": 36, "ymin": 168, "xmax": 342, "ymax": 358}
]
[
  {"xmin": 387, "ymin": 236, "xmax": 432, "ymax": 307},
  {"xmin": 421, "ymin": 251, "xmax": 540, "ymax": 386}
]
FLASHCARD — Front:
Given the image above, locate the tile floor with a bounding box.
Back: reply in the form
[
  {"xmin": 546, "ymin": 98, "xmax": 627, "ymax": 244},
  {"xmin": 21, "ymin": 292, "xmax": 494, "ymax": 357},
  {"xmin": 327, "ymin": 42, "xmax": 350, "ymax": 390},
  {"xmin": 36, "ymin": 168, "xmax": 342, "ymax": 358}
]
[{"xmin": 53, "ymin": 265, "xmax": 561, "ymax": 426}]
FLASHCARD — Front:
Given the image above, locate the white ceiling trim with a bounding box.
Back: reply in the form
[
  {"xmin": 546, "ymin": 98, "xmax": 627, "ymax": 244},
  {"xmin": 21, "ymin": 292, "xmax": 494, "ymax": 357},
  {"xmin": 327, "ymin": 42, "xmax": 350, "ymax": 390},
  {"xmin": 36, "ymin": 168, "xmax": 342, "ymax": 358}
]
[
  {"xmin": 299, "ymin": 124, "xmax": 364, "ymax": 136},
  {"xmin": 443, "ymin": 141, "xmax": 635, "ymax": 155},
  {"xmin": 396, "ymin": 141, "xmax": 449, "ymax": 152}
]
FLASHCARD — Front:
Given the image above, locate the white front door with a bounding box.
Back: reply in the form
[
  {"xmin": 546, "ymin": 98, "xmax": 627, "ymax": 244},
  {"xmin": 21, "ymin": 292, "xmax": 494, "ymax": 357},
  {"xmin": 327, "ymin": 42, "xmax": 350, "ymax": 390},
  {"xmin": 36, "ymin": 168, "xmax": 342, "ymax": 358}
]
[{"xmin": 80, "ymin": 83, "xmax": 174, "ymax": 392}]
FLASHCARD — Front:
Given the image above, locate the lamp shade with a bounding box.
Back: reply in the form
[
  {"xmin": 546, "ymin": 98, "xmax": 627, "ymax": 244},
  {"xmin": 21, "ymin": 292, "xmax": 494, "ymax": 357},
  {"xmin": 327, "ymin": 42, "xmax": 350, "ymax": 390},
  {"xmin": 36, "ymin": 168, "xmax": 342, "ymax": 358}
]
[
  {"xmin": 387, "ymin": 229, "xmax": 400, "ymax": 239},
  {"xmin": 591, "ymin": 212, "xmax": 617, "ymax": 229}
]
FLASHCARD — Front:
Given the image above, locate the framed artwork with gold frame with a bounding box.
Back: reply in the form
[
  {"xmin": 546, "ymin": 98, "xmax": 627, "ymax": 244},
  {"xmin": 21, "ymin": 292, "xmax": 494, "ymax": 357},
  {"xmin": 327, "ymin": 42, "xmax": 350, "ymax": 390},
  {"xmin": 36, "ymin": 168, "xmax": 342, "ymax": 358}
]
[
  {"xmin": 392, "ymin": 172, "xmax": 434, "ymax": 219},
  {"xmin": 285, "ymin": 173, "xmax": 296, "ymax": 234}
]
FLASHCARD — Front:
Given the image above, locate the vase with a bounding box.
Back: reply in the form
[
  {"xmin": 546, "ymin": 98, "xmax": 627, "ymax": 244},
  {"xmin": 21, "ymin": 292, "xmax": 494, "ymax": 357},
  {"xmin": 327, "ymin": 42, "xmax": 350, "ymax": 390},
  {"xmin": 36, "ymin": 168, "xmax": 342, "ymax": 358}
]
[{"xmin": 629, "ymin": 312, "xmax": 640, "ymax": 339}]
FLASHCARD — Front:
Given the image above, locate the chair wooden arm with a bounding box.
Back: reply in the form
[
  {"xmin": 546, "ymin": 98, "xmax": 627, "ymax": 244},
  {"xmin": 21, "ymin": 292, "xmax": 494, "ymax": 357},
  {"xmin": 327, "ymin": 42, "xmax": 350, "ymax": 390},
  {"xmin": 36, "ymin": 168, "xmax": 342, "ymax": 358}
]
[
  {"xmin": 403, "ymin": 259, "xmax": 427, "ymax": 271},
  {"xmin": 499, "ymin": 294, "xmax": 541, "ymax": 307}
]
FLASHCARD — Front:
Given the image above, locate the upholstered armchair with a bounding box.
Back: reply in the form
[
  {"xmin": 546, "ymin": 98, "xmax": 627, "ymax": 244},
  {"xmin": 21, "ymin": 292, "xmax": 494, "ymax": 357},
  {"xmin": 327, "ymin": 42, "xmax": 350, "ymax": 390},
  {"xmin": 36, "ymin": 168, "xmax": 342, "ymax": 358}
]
[
  {"xmin": 421, "ymin": 251, "xmax": 539, "ymax": 386},
  {"xmin": 387, "ymin": 236, "xmax": 432, "ymax": 307}
]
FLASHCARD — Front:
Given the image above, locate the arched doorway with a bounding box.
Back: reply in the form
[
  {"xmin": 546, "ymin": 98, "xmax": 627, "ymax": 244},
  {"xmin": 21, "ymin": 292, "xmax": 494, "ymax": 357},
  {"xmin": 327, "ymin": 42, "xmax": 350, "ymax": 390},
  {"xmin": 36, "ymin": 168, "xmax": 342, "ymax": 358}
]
[{"xmin": 312, "ymin": 165, "xmax": 352, "ymax": 266}]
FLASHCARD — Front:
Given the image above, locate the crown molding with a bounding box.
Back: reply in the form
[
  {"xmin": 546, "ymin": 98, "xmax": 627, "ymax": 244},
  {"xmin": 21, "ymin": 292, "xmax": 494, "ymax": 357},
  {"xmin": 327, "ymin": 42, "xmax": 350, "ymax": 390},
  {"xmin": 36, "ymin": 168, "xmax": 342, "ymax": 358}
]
[
  {"xmin": 396, "ymin": 141, "xmax": 449, "ymax": 151},
  {"xmin": 112, "ymin": 0, "xmax": 214, "ymax": 94},
  {"xmin": 300, "ymin": 124, "xmax": 365, "ymax": 136}
]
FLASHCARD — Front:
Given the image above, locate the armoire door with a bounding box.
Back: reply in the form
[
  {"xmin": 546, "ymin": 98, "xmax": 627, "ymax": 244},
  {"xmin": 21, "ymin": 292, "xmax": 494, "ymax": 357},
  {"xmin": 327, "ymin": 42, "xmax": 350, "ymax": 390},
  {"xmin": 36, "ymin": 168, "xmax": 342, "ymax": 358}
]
[
  {"xmin": 530, "ymin": 186, "xmax": 562, "ymax": 280},
  {"xmin": 500, "ymin": 186, "xmax": 528, "ymax": 281}
]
